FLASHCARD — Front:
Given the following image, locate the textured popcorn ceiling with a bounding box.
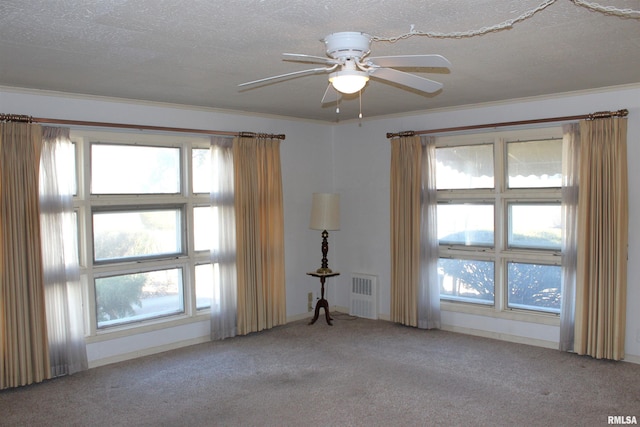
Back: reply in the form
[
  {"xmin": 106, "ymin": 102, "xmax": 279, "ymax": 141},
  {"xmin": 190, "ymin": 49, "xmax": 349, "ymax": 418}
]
[{"xmin": 0, "ymin": 1, "xmax": 639, "ymax": 122}]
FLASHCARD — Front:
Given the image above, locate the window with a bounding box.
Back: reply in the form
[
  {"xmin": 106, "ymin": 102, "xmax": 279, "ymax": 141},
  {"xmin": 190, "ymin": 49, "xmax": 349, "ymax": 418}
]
[
  {"xmin": 436, "ymin": 128, "xmax": 563, "ymax": 315},
  {"xmin": 70, "ymin": 130, "xmax": 216, "ymax": 332}
]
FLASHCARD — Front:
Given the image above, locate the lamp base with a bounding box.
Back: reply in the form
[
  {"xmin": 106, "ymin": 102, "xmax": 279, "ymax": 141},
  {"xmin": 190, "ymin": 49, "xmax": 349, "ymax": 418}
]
[{"xmin": 315, "ymin": 267, "xmax": 333, "ymax": 274}]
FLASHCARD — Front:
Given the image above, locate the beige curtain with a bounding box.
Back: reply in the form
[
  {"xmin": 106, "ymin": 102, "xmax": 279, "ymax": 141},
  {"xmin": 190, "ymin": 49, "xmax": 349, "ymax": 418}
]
[
  {"xmin": 390, "ymin": 136, "xmax": 423, "ymax": 326},
  {"xmin": 233, "ymin": 136, "xmax": 286, "ymax": 335},
  {"xmin": 575, "ymin": 117, "xmax": 628, "ymax": 360},
  {"xmin": 0, "ymin": 122, "xmax": 51, "ymax": 389}
]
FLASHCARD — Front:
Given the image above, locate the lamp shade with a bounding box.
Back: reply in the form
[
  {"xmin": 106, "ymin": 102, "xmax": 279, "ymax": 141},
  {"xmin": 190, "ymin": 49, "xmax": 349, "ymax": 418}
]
[{"xmin": 309, "ymin": 193, "xmax": 340, "ymax": 231}]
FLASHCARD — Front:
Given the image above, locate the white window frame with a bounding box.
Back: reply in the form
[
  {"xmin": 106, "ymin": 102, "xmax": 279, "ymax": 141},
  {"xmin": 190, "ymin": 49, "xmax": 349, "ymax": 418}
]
[
  {"xmin": 436, "ymin": 127, "xmax": 563, "ymax": 324},
  {"xmin": 70, "ymin": 129, "xmax": 213, "ymax": 338}
]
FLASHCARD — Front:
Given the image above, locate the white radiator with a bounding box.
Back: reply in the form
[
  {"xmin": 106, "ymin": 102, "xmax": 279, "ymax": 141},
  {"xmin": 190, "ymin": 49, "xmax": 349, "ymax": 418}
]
[{"xmin": 350, "ymin": 273, "xmax": 378, "ymax": 319}]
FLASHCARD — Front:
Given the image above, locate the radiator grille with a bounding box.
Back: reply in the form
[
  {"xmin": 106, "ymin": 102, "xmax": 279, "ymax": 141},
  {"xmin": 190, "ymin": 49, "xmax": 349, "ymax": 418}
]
[{"xmin": 350, "ymin": 274, "xmax": 378, "ymax": 319}]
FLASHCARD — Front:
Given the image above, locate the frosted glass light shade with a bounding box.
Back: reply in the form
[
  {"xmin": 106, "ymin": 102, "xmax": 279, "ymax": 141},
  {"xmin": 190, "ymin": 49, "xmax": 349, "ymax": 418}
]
[
  {"xmin": 329, "ymin": 71, "xmax": 369, "ymax": 94},
  {"xmin": 309, "ymin": 193, "xmax": 340, "ymax": 231}
]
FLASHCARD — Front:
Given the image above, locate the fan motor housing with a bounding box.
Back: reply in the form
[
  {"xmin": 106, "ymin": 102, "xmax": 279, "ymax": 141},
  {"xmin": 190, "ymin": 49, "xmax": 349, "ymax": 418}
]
[{"xmin": 324, "ymin": 32, "xmax": 372, "ymax": 59}]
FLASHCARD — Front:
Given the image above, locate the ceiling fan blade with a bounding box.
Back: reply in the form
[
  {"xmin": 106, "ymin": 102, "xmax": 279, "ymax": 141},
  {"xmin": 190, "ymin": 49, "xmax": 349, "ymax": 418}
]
[
  {"xmin": 369, "ymin": 67, "xmax": 444, "ymax": 93},
  {"xmin": 238, "ymin": 66, "xmax": 335, "ymax": 89},
  {"xmin": 283, "ymin": 53, "xmax": 339, "ymax": 65},
  {"xmin": 367, "ymin": 54, "xmax": 451, "ymax": 69}
]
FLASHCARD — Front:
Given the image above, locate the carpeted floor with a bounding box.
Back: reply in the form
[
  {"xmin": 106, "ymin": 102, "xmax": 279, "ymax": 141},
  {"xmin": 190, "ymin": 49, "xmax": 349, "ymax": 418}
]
[{"xmin": 1, "ymin": 314, "xmax": 639, "ymax": 426}]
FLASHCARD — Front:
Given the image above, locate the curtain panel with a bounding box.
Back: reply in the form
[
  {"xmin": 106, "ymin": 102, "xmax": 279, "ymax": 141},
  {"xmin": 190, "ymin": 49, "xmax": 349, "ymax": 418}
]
[
  {"xmin": 232, "ymin": 136, "xmax": 286, "ymax": 336},
  {"xmin": 574, "ymin": 117, "xmax": 628, "ymax": 360},
  {"xmin": 210, "ymin": 136, "xmax": 238, "ymax": 340},
  {"xmin": 559, "ymin": 123, "xmax": 580, "ymax": 352},
  {"xmin": 40, "ymin": 127, "xmax": 87, "ymax": 376},
  {"xmin": 0, "ymin": 122, "xmax": 50, "ymax": 389},
  {"xmin": 390, "ymin": 135, "xmax": 440, "ymax": 329}
]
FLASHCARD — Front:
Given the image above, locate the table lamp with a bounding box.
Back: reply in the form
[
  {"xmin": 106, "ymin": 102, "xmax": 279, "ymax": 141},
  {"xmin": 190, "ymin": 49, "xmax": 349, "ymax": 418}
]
[{"xmin": 309, "ymin": 193, "xmax": 340, "ymax": 274}]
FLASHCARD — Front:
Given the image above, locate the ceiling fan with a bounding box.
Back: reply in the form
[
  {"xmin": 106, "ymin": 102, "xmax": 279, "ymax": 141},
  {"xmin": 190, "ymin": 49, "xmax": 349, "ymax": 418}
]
[{"xmin": 238, "ymin": 31, "xmax": 451, "ymax": 97}]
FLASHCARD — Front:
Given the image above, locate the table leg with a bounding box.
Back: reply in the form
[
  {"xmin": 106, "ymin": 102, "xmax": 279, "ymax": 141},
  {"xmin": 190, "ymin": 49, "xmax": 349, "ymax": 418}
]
[
  {"xmin": 309, "ymin": 298, "xmax": 332, "ymax": 326},
  {"xmin": 308, "ymin": 274, "xmax": 334, "ymax": 326}
]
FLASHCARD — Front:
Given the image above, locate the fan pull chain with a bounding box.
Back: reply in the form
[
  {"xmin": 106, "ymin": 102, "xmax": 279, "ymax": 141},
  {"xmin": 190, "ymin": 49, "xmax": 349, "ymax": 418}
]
[{"xmin": 359, "ymin": 90, "xmax": 363, "ymax": 119}]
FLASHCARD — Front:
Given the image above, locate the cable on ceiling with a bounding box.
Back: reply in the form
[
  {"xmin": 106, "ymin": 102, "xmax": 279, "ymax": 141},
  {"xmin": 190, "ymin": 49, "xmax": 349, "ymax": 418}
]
[{"xmin": 371, "ymin": 0, "xmax": 639, "ymax": 42}]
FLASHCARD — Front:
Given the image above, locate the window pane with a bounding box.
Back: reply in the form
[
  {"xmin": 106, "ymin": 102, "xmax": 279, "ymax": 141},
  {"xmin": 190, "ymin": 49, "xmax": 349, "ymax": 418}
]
[
  {"xmin": 509, "ymin": 204, "xmax": 561, "ymax": 250},
  {"xmin": 194, "ymin": 206, "xmax": 214, "ymax": 252},
  {"xmin": 95, "ymin": 268, "xmax": 184, "ymax": 328},
  {"xmin": 437, "ymin": 204, "xmax": 494, "ymax": 246},
  {"xmin": 91, "ymin": 144, "xmax": 180, "ymax": 194},
  {"xmin": 439, "ymin": 258, "xmax": 494, "ymax": 304},
  {"xmin": 93, "ymin": 208, "xmax": 183, "ymax": 262},
  {"xmin": 507, "ymin": 139, "xmax": 562, "ymax": 188},
  {"xmin": 192, "ymin": 148, "xmax": 211, "ymax": 194},
  {"xmin": 507, "ymin": 262, "xmax": 561, "ymax": 313},
  {"xmin": 436, "ymin": 144, "xmax": 494, "ymax": 189},
  {"xmin": 195, "ymin": 263, "xmax": 215, "ymax": 309}
]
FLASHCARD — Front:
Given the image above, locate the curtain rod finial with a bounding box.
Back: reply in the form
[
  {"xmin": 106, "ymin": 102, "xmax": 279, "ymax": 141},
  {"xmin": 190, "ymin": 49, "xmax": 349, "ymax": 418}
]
[
  {"xmin": 0, "ymin": 114, "xmax": 33, "ymax": 123},
  {"xmin": 386, "ymin": 130, "xmax": 416, "ymax": 139}
]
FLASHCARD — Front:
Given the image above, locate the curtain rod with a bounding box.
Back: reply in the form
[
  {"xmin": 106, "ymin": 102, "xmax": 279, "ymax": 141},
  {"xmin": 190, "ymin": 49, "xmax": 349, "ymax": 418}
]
[
  {"xmin": 0, "ymin": 114, "xmax": 286, "ymax": 140},
  {"xmin": 386, "ymin": 109, "xmax": 628, "ymax": 139}
]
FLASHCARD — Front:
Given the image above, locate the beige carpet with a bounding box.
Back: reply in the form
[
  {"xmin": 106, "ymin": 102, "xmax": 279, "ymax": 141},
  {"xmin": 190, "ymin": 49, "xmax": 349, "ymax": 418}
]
[{"xmin": 1, "ymin": 314, "xmax": 639, "ymax": 426}]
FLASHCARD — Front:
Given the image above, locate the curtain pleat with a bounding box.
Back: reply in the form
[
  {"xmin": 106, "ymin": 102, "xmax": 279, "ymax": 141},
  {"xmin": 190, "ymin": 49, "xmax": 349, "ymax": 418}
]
[
  {"xmin": 574, "ymin": 118, "xmax": 628, "ymax": 360},
  {"xmin": 233, "ymin": 136, "xmax": 286, "ymax": 335},
  {"xmin": 390, "ymin": 135, "xmax": 440, "ymax": 328},
  {"xmin": 559, "ymin": 123, "xmax": 580, "ymax": 352},
  {"xmin": 0, "ymin": 122, "xmax": 51, "ymax": 389},
  {"xmin": 40, "ymin": 127, "xmax": 87, "ymax": 376}
]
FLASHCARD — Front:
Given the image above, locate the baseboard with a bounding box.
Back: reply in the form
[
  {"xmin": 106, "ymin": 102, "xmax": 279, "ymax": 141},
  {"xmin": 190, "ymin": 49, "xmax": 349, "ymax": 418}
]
[
  {"xmin": 440, "ymin": 324, "xmax": 558, "ymax": 349},
  {"xmin": 89, "ymin": 312, "xmax": 334, "ymax": 368},
  {"xmin": 332, "ymin": 305, "xmax": 391, "ymax": 321},
  {"xmin": 88, "ymin": 335, "xmax": 211, "ymax": 369},
  {"xmin": 286, "ymin": 312, "xmax": 314, "ymax": 322},
  {"xmin": 87, "ymin": 312, "xmax": 640, "ymax": 368},
  {"xmin": 440, "ymin": 324, "xmax": 640, "ymax": 364}
]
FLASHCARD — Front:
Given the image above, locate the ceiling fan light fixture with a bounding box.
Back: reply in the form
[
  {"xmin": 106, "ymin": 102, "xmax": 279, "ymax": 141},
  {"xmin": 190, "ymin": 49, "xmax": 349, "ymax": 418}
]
[{"xmin": 329, "ymin": 70, "xmax": 369, "ymax": 94}]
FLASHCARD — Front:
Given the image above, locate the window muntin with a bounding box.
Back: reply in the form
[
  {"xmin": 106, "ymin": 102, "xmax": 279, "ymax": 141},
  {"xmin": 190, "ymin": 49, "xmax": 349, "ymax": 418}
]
[
  {"xmin": 507, "ymin": 139, "xmax": 562, "ymax": 188},
  {"xmin": 437, "ymin": 203, "xmax": 494, "ymax": 246},
  {"xmin": 95, "ymin": 267, "xmax": 184, "ymax": 328},
  {"xmin": 507, "ymin": 262, "xmax": 561, "ymax": 313},
  {"xmin": 91, "ymin": 144, "xmax": 181, "ymax": 194},
  {"xmin": 436, "ymin": 143, "xmax": 494, "ymax": 190},
  {"xmin": 436, "ymin": 127, "xmax": 563, "ymax": 316},
  {"xmin": 92, "ymin": 207, "xmax": 184, "ymax": 263},
  {"xmin": 508, "ymin": 203, "xmax": 561, "ymax": 250},
  {"xmin": 439, "ymin": 258, "xmax": 495, "ymax": 305}
]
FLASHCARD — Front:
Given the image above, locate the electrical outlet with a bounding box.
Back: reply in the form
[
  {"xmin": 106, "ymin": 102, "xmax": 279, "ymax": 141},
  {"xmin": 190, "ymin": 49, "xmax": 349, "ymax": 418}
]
[{"xmin": 307, "ymin": 292, "xmax": 313, "ymax": 312}]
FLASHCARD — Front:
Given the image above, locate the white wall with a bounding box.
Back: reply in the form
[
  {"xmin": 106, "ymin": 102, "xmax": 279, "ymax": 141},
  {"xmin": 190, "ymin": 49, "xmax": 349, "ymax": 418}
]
[
  {"xmin": 332, "ymin": 84, "xmax": 640, "ymax": 362},
  {"xmin": 2, "ymin": 84, "xmax": 639, "ymax": 364}
]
